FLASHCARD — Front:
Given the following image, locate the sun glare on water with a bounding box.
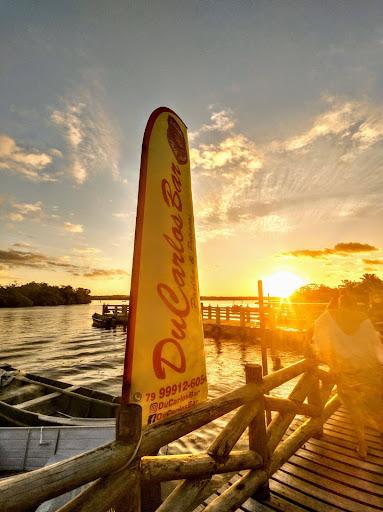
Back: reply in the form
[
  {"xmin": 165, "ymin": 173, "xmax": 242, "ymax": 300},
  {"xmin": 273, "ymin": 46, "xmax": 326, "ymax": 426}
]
[{"xmin": 262, "ymin": 271, "xmax": 307, "ymax": 298}]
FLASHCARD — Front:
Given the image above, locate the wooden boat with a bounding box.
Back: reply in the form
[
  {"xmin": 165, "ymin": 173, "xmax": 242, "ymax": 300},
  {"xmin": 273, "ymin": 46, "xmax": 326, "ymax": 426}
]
[
  {"xmin": 0, "ymin": 425, "xmax": 115, "ymax": 511},
  {"xmin": 92, "ymin": 312, "xmax": 117, "ymax": 328},
  {"xmin": 0, "ymin": 364, "xmax": 118, "ymax": 427},
  {"xmin": 0, "ymin": 425, "xmax": 115, "ymax": 474}
]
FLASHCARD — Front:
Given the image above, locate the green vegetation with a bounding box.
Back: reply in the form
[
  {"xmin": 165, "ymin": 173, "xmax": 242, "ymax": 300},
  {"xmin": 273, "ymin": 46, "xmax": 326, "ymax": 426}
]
[
  {"xmin": 291, "ymin": 273, "xmax": 383, "ymax": 303},
  {"xmin": 0, "ymin": 282, "xmax": 92, "ymax": 307}
]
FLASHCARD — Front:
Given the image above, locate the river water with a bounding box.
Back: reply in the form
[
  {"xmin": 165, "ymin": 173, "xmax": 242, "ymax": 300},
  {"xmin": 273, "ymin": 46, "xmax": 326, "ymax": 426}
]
[{"xmin": 0, "ymin": 301, "xmax": 301, "ymax": 453}]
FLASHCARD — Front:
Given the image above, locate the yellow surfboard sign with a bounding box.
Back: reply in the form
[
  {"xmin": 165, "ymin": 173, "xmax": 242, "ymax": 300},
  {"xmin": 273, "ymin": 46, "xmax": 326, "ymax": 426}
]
[{"xmin": 122, "ymin": 107, "xmax": 208, "ymax": 424}]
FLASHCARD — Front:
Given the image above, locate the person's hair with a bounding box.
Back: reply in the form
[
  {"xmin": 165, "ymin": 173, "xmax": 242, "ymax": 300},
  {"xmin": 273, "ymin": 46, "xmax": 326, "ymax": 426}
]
[
  {"xmin": 338, "ymin": 293, "xmax": 358, "ymax": 310},
  {"xmin": 326, "ymin": 293, "xmax": 339, "ymax": 310}
]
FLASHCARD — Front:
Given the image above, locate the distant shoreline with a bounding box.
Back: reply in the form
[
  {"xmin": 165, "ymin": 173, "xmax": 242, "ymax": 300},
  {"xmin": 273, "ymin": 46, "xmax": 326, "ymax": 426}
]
[{"xmin": 90, "ymin": 295, "xmax": 273, "ymax": 301}]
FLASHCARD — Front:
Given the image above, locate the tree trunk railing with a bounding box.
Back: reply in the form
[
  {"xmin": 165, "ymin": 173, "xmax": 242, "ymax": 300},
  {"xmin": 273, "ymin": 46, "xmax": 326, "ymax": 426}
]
[{"xmin": 0, "ymin": 359, "xmax": 339, "ymax": 512}]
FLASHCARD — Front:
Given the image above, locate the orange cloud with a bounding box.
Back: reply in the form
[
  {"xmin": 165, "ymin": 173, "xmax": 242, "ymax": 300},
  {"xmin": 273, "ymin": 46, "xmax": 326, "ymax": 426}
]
[
  {"xmin": 286, "ymin": 248, "xmax": 334, "ymax": 258},
  {"xmin": 334, "ymin": 242, "xmax": 378, "ymax": 253},
  {"xmin": 285, "ymin": 242, "xmax": 378, "ymax": 258},
  {"xmin": 363, "ymin": 259, "xmax": 383, "ymax": 265}
]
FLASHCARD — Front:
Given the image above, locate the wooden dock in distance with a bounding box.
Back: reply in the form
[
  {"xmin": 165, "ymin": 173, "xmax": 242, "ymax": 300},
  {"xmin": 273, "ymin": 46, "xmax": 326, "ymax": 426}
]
[{"xmin": 94, "ymin": 302, "xmax": 312, "ymax": 349}]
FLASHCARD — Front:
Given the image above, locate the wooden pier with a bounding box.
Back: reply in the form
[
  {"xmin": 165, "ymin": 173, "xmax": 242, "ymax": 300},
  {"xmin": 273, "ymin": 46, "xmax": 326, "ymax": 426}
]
[
  {"xmin": 95, "ymin": 302, "xmax": 315, "ymax": 349},
  {"xmin": 1, "ymin": 358, "xmax": 382, "ymax": 512},
  {"xmin": 97, "ymin": 301, "xmax": 325, "ymax": 329}
]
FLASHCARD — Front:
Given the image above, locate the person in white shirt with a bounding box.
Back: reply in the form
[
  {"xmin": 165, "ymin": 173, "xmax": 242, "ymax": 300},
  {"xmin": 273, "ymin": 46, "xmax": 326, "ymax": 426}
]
[{"xmin": 312, "ymin": 294, "xmax": 383, "ymax": 459}]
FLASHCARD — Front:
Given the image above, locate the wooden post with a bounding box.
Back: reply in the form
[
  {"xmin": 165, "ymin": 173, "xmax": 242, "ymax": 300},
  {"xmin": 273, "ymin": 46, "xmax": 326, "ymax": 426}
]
[
  {"xmin": 117, "ymin": 404, "xmax": 160, "ymax": 512},
  {"xmin": 246, "ymin": 306, "xmax": 250, "ymax": 323},
  {"xmin": 258, "ymin": 281, "xmax": 268, "ymax": 378},
  {"xmin": 226, "ymin": 306, "xmax": 230, "ymax": 321},
  {"xmin": 240, "ymin": 306, "xmax": 245, "ymax": 327},
  {"xmin": 307, "ymin": 367, "xmax": 323, "ymax": 438},
  {"xmin": 122, "ymin": 304, "xmax": 128, "ymax": 317},
  {"xmin": 215, "ymin": 306, "xmax": 221, "ymax": 325},
  {"xmin": 245, "ymin": 364, "xmax": 270, "ymax": 500},
  {"xmin": 116, "ymin": 403, "xmax": 142, "ymax": 512},
  {"xmin": 208, "ymin": 304, "xmax": 212, "ymax": 320},
  {"xmin": 142, "ymin": 452, "xmax": 162, "ymax": 512},
  {"xmin": 102, "ymin": 304, "xmax": 107, "ymax": 315},
  {"xmin": 268, "ymin": 305, "xmax": 281, "ymax": 371}
]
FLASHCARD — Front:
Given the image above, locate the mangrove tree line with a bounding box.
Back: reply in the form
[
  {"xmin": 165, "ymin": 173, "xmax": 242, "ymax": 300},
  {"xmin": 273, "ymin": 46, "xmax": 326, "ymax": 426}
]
[{"xmin": 0, "ymin": 282, "xmax": 92, "ymax": 307}]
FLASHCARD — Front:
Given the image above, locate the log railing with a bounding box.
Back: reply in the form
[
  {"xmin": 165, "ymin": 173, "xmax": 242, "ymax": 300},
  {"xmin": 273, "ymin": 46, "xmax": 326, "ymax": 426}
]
[
  {"xmin": 201, "ymin": 304, "xmax": 267, "ymax": 327},
  {"xmin": 201, "ymin": 302, "xmax": 329, "ymax": 330},
  {"xmin": 0, "ymin": 359, "xmax": 339, "ymax": 512},
  {"xmin": 102, "ymin": 304, "xmax": 129, "ymax": 316}
]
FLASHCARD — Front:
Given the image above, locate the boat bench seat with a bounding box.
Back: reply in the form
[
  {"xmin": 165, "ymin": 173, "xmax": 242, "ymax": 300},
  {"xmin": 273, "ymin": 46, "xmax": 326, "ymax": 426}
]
[
  {"xmin": 15, "ymin": 385, "xmax": 81, "ymax": 411},
  {"xmin": 1, "ymin": 384, "xmax": 44, "ymax": 405}
]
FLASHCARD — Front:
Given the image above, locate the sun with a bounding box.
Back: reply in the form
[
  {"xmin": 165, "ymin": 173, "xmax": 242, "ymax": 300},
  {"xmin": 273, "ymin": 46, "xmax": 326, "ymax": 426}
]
[{"xmin": 262, "ymin": 271, "xmax": 307, "ymax": 298}]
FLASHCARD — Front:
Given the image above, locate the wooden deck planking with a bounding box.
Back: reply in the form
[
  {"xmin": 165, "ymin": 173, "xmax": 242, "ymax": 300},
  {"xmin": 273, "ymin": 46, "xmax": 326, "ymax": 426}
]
[
  {"xmin": 288, "ymin": 454, "xmax": 383, "ymax": 496},
  {"xmin": 198, "ymin": 407, "xmax": 383, "ymax": 511},
  {"xmin": 292, "ymin": 447, "xmax": 383, "ymax": 485}
]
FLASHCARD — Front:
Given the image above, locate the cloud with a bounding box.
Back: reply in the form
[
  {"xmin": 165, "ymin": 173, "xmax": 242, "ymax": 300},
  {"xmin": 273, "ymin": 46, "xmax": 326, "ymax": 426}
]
[
  {"xmin": 51, "ymin": 90, "xmax": 120, "ymax": 184},
  {"xmin": 285, "ymin": 242, "xmax": 378, "ymax": 258},
  {"xmin": 64, "ymin": 222, "xmax": 84, "ymax": 233},
  {"xmin": 13, "ymin": 201, "xmax": 43, "ymax": 214},
  {"xmin": 112, "ymin": 212, "xmax": 130, "ymax": 219},
  {"xmin": 0, "ymin": 247, "xmax": 128, "ymax": 279},
  {"xmin": 280, "ymin": 100, "xmax": 357, "ymax": 152},
  {"xmin": 190, "ymin": 109, "xmax": 235, "ymax": 141},
  {"xmin": 83, "ymin": 268, "xmax": 129, "ymax": 278},
  {"xmin": 351, "ymin": 118, "xmax": 383, "ymax": 151},
  {"xmin": 7, "ymin": 201, "xmax": 43, "ymax": 222},
  {"xmin": 190, "ymin": 97, "xmax": 383, "ymax": 242},
  {"xmin": 256, "ymin": 215, "xmax": 291, "ymax": 233},
  {"xmin": 12, "ymin": 242, "xmax": 33, "ymax": 249},
  {"xmin": 0, "ymin": 248, "xmax": 80, "ymax": 271},
  {"xmin": 7, "ymin": 212, "xmax": 24, "ymax": 222},
  {"xmin": 72, "ymin": 247, "xmax": 101, "ymax": 256},
  {"xmin": 269, "ymin": 97, "xmax": 383, "ymax": 163},
  {"xmin": 334, "ymin": 242, "xmax": 378, "ymax": 253},
  {"xmin": 3, "ymin": 200, "xmax": 44, "ymax": 223},
  {"xmin": 363, "ymin": 259, "xmax": 383, "ymax": 265},
  {"xmin": 0, "ymin": 134, "xmax": 58, "ymax": 182},
  {"xmin": 189, "ymin": 114, "xmax": 265, "ymax": 238},
  {"xmin": 191, "ymin": 135, "xmax": 263, "ymax": 171},
  {"xmin": 285, "ymin": 248, "xmax": 336, "ymax": 258}
]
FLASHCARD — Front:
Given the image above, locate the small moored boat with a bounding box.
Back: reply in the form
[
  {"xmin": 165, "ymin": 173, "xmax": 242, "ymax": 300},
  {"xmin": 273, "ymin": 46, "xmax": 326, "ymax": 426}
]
[
  {"xmin": 0, "ymin": 364, "xmax": 118, "ymax": 427},
  {"xmin": 92, "ymin": 312, "xmax": 117, "ymax": 328}
]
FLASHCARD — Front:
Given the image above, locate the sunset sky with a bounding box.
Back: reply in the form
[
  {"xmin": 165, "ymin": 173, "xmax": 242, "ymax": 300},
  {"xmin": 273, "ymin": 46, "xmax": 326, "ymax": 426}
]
[{"xmin": 1, "ymin": 1, "xmax": 383, "ymax": 295}]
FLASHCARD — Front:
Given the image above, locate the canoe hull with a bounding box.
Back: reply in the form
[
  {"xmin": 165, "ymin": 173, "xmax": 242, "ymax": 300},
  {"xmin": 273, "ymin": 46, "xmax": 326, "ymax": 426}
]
[{"xmin": 0, "ymin": 364, "xmax": 118, "ymax": 427}]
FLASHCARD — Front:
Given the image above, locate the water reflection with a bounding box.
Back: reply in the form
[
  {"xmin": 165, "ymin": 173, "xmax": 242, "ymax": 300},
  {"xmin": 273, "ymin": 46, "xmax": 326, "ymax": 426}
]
[{"xmin": 0, "ymin": 301, "xmax": 301, "ymax": 451}]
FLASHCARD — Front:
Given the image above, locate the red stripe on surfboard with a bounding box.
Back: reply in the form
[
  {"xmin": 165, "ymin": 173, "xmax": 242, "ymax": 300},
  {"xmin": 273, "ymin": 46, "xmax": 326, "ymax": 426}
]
[{"xmin": 121, "ymin": 106, "xmax": 187, "ymax": 404}]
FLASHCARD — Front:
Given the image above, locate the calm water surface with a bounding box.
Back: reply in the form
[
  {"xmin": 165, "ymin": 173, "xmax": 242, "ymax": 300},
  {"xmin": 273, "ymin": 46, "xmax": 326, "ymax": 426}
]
[{"xmin": 0, "ymin": 301, "xmax": 301, "ymax": 452}]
